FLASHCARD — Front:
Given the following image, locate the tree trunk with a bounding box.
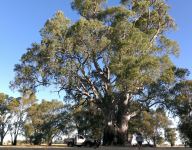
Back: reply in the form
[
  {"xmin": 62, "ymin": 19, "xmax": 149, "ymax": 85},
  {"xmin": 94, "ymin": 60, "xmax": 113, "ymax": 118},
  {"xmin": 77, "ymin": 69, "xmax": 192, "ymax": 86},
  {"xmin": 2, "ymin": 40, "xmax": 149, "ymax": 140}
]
[
  {"xmin": 0, "ymin": 140, "xmax": 3, "ymax": 146},
  {"xmin": 102, "ymin": 92, "xmax": 137, "ymax": 146},
  {"xmin": 48, "ymin": 141, "xmax": 52, "ymax": 146},
  {"xmin": 116, "ymin": 114, "xmax": 129, "ymax": 145},
  {"xmin": 29, "ymin": 137, "xmax": 33, "ymax": 145},
  {"xmin": 0, "ymin": 135, "xmax": 4, "ymax": 145},
  {"xmin": 152, "ymin": 136, "xmax": 156, "ymax": 147},
  {"xmin": 47, "ymin": 138, "xmax": 52, "ymax": 146},
  {"xmin": 46, "ymin": 134, "xmax": 53, "ymax": 146},
  {"xmin": 116, "ymin": 129, "xmax": 127, "ymax": 145},
  {"xmin": 116, "ymin": 107, "xmax": 137, "ymax": 145},
  {"xmin": 102, "ymin": 113, "xmax": 133, "ymax": 146},
  {"xmin": 101, "ymin": 94, "xmax": 116, "ymax": 145},
  {"xmin": 103, "ymin": 124, "xmax": 115, "ymax": 145},
  {"xmin": 12, "ymin": 135, "xmax": 17, "ymax": 145}
]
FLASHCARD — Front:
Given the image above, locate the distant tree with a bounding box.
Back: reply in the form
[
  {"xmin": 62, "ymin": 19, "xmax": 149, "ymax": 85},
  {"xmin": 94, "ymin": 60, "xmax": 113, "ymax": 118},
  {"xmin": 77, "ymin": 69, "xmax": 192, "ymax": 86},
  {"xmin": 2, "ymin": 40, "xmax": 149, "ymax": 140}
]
[
  {"xmin": 171, "ymin": 80, "xmax": 192, "ymax": 147},
  {"xmin": 27, "ymin": 100, "xmax": 68, "ymax": 145},
  {"xmin": 150, "ymin": 109, "xmax": 170, "ymax": 146},
  {"xmin": 129, "ymin": 109, "xmax": 170, "ymax": 147},
  {"xmin": 11, "ymin": 0, "xmax": 179, "ymax": 145},
  {"xmin": 128, "ymin": 68, "xmax": 188, "ymax": 146},
  {"xmin": 165, "ymin": 127, "xmax": 176, "ymax": 146},
  {"xmin": 8, "ymin": 91, "xmax": 36, "ymax": 145},
  {"xmin": 0, "ymin": 93, "xmax": 12, "ymax": 145},
  {"xmin": 139, "ymin": 67, "xmax": 191, "ymax": 147},
  {"xmin": 139, "ymin": 109, "xmax": 170, "ymax": 147},
  {"xmin": 23, "ymin": 123, "xmax": 34, "ymax": 144}
]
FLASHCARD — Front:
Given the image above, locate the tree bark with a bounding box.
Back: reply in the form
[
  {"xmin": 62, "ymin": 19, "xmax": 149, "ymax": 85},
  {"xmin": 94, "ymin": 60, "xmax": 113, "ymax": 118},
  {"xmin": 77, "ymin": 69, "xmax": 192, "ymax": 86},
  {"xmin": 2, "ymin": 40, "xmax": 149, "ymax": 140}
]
[
  {"xmin": 48, "ymin": 141, "xmax": 52, "ymax": 146},
  {"xmin": 12, "ymin": 135, "xmax": 17, "ymax": 145},
  {"xmin": 103, "ymin": 114, "xmax": 132, "ymax": 146},
  {"xmin": 152, "ymin": 136, "xmax": 156, "ymax": 147},
  {"xmin": 101, "ymin": 94, "xmax": 116, "ymax": 145},
  {"xmin": 46, "ymin": 134, "xmax": 53, "ymax": 146},
  {"xmin": 0, "ymin": 135, "xmax": 4, "ymax": 145},
  {"xmin": 102, "ymin": 93, "xmax": 137, "ymax": 146},
  {"xmin": 116, "ymin": 108, "xmax": 137, "ymax": 145},
  {"xmin": 103, "ymin": 124, "xmax": 115, "ymax": 145},
  {"xmin": 116, "ymin": 114, "xmax": 129, "ymax": 145}
]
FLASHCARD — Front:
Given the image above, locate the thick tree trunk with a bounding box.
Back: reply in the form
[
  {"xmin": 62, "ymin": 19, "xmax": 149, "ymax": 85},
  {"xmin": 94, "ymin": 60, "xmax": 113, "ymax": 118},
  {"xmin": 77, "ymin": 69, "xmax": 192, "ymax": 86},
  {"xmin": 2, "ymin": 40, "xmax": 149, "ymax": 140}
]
[
  {"xmin": 102, "ymin": 92, "xmax": 137, "ymax": 146},
  {"xmin": 102, "ymin": 116, "xmax": 131, "ymax": 146},
  {"xmin": 103, "ymin": 123, "xmax": 115, "ymax": 145},
  {"xmin": 116, "ymin": 105, "xmax": 137, "ymax": 145},
  {"xmin": 101, "ymin": 94, "xmax": 116, "ymax": 145},
  {"xmin": 116, "ymin": 129, "xmax": 128, "ymax": 145},
  {"xmin": 115, "ymin": 93, "xmax": 137, "ymax": 145},
  {"xmin": 102, "ymin": 113, "xmax": 133, "ymax": 145},
  {"xmin": 116, "ymin": 115, "xmax": 129, "ymax": 145}
]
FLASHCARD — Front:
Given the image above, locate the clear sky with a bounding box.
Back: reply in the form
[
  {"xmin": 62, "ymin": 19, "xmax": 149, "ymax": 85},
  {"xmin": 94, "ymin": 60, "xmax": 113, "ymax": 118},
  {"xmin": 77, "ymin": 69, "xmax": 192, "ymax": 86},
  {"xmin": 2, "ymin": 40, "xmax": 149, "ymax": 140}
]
[{"xmin": 0, "ymin": 0, "xmax": 192, "ymax": 101}]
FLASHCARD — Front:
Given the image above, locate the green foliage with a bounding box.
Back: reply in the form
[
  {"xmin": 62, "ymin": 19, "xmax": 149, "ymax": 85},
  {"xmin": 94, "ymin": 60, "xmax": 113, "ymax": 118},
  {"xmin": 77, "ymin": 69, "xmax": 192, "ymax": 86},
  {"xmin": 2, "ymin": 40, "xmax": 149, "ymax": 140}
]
[
  {"xmin": 129, "ymin": 108, "xmax": 171, "ymax": 146},
  {"xmin": 73, "ymin": 100, "xmax": 104, "ymax": 139},
  {"xmin": 23, "ymin": 123, "xmax": 34, "ymax": 144},
  {"xmin": 0, "ymin": 93, "xmax": 12, "ymax": 145},
  {"xmin": 11, "ymin": 0, "xmax": 178, "ymax": 100},
  {"xmin": 171, "ymin": 80, "xmax": 192, "ymax": 147},
  {"xmin": 71, "ymin": 0, "xmax": 106, "ymax": 18},
  {"xmin": 26, "ymin": 99, "xmax": 69, "ymax": 145},
  {"xmin": 143, "ymin": 109, "xmax": 169, "ymax": 146},
  {"xmin": 8, "ymin": 91, "xmax": 36, "ymax": 145},
  {"xmin": 179, "ymin": 121, "xmax": 192, "ymax": 147},
  {"xmin": 165, "ymin": 128, "xmax": 176, "ymax": 146}
]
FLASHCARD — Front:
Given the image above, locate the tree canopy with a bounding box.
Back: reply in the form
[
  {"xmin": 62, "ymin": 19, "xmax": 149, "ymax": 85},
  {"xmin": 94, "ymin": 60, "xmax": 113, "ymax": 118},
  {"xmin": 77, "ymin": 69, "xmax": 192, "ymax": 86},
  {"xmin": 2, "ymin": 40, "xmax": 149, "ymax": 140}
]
[{"xmin": 11, "ymin": 0, "xmax": 182, "ymax": 145}]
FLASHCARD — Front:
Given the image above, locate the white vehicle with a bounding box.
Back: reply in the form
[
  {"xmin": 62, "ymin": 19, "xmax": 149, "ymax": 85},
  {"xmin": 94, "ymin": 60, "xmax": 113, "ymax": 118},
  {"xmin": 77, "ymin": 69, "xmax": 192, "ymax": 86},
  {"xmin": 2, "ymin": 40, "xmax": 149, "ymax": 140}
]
[
  {"xmin": 64, "ymin": 134, "xmax": 100, "ymax": 147},
  {"xmin": 74, "ymin": 134, "xmax": 86, "ymax": 146}
]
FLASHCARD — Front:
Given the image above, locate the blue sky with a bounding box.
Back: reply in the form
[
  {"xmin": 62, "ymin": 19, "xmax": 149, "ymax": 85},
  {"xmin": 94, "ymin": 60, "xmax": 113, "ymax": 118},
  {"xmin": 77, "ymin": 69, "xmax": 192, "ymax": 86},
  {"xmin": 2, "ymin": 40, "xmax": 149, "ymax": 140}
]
[{"xmin": 0, "ymin": 0, "xmax": 191, "ymax": 101}]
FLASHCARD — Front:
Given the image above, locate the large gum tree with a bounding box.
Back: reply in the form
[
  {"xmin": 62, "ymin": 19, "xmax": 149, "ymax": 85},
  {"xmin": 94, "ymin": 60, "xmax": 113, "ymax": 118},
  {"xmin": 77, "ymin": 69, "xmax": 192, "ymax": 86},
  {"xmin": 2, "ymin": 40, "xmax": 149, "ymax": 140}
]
[{"xmin": 12, "ymin": 0, "xmax": 179, "ymax": 145}]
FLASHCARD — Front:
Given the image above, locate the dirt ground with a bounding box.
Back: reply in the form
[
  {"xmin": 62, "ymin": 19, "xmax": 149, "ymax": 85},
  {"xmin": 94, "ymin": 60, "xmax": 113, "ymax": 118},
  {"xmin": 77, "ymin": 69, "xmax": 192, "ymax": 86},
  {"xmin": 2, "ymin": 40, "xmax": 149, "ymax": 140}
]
[{"xmin": 0, "ymin": 146, "xmax": 191, "ymax": 150}]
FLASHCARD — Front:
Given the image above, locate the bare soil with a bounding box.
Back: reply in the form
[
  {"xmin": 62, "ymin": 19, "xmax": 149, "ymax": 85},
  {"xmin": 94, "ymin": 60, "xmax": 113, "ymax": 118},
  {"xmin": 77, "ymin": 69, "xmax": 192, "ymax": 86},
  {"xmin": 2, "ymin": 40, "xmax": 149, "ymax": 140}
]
[{"xmin": 0, "ymin": 145, "xmax": 191, "ymax": 150}]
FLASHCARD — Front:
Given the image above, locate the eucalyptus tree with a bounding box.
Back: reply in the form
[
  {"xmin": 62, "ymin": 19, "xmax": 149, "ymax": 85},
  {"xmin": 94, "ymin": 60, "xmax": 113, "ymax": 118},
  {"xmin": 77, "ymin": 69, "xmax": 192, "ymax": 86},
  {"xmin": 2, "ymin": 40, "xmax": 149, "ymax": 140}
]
[
  {"xmin": 135, "ymin": 68, "xmax": 189, "ymax": 146},
  {"xmin": 142, "ymin": 109, "xmax": 170, "ymax": 147},
  {"xmin": 0, "ymin": 93, "xmax": 12, "ymax": 145},
  {"xmin": 27, "ymin": 100, "xmax": 68, "ymax": 145},
  {"xmin": 129, "ymin": 108, "xmax": 172, "ymax": 147},
  {"xmin": 170, "ymin": 80, "xmax": 192, "ymax": 147},
  {"xmin": 165, "ymin": 127, "xmax": 176, "ymax": 147},
  {"xmin": 11, "ymin": 0, "xmax": 179, "ymax": 145},
  {"xmin": 9, "ymin": 91, "xmax": 36, "ymax": 145}
]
